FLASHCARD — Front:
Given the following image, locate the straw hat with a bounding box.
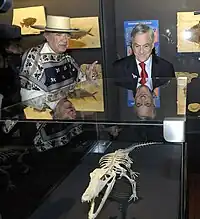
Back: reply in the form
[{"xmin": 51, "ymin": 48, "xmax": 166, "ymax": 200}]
[{"xmin": 31, "ymin": 15, "xmax": 81, "ymax": 33}]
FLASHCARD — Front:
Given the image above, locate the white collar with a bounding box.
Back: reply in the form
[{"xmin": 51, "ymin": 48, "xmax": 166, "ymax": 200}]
[
  {"xmin": 40, "ymin": 42, "xmax": 56, "ymax": 54},
  {"xmin": 136, "ymin": 55, "xmax": 152, "ymax": 67}
]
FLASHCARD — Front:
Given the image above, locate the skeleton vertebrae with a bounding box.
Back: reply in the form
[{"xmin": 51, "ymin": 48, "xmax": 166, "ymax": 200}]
[{"xmin": 81, "ymin": 142, "xmax": 161, "ymax": 219}]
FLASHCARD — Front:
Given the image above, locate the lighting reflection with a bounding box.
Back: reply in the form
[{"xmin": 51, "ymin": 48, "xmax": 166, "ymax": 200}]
[
  {"xmin": 183, "ymin": 30, "xmax": 192, "ymax": 40},
  {"xmin": 161, "ymin": 28, "xmax": 175, "ymax": 44}
]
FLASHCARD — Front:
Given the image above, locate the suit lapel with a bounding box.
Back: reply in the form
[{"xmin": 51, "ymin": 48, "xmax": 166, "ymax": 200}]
[
  {"xmin": 152, "ymin": 55, "xmax": 159, "ymax": 89},
  {"xmin": 120, "ymin": 55, "xmax": 138, "ymax": 93},
  {"xmin": 129, "ymin": 55, "xmax": 139, "ymax": 93},
  {"xmin": 130, "ymin": 55, "xmax": 139, "ymax": 77},
  {"xmin": 151, "ymin": 55, "xmax": 159, "ymax": 78}
]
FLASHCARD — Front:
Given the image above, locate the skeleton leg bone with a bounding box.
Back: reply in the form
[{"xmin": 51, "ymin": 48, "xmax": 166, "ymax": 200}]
[
  {"xmin": 128, "ymin": 180, "xmax": 137, "ymax": 202},
  {"xmin": 122, "ymin": 173, "xmax": 138, "ymax": 202},
  {"xmin": 129, "ymin": 169, "xmax": 140, "ymax": 179}
]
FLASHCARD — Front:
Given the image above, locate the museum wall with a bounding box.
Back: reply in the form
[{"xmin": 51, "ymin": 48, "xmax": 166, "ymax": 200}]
[
  {"xmin": 115, "ymin": 0, "xmax": 200, "ymax": 74},
  {"xmin": 0, "ymin": 0, "xmax": 102, "ymax": 66}
]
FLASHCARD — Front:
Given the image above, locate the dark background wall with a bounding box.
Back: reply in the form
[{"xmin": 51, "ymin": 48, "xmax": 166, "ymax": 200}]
[
  {"xmin": 0, "ymin": 0, "xmax": 102, "ymax": 66},
  {"xmin": 115, "ymin": 0, "xmax": 200, "ymax": 73}
]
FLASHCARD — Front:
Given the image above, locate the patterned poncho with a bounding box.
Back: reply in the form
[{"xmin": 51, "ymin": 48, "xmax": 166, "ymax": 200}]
[
  {"xmin": 20, "ymin": 42, "xmax": 86, "ymax": 110},
  {"xmin": 19, "ymin": 43, "xmax": 87, "ymax": 151}
]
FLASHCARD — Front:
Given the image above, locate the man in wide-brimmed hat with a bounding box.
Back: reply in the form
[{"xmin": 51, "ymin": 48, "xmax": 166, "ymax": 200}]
[
  {"xmin": 16, "ymin": 15, "xmax": 99, "ymax": 152},
  {"xmin": 20, "ymin": 15, "xmax": 97, "ymax": 110}
]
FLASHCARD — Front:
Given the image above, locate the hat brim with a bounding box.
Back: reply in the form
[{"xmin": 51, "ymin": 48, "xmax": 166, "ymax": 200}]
[{"xmin": 31, "ymin": 25, "xmax": 82, "ymax": 33}]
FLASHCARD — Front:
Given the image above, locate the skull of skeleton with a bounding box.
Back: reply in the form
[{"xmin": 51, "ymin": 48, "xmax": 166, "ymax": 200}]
[
  {"xmin": 81, "ymin": 168, "xmax": 113, "ymax": 202},
  {"xmin": 81, "ymin": 168, "xmax": 116, "ymax": 219}
]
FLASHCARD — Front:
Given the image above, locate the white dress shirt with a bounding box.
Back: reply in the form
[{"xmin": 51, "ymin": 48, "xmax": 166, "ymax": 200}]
[{"xmin": 136, "ymin": 55, "xmax": 153, "ymax": 91}]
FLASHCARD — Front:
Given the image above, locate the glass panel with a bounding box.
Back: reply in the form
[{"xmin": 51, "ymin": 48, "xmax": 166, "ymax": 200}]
[
  {"xmin": 0, "ymin": 121, "xmax": 184, "ymax": 219},
  {"xmin": 0, "ymin": 77, "xmax": 186, "ymax": 219},
  {"xmin": 27, "ymin": 142, "xmax": 183, "ymax": 219},
  {"xmin": 1, "ymin": 77, "xmax": 186, "ymax": 124}
]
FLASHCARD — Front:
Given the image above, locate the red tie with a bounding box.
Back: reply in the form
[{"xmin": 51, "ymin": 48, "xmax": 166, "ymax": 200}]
[{"xmin": 139, "ymin": 62, "xmax": 148, "ymax": 85}]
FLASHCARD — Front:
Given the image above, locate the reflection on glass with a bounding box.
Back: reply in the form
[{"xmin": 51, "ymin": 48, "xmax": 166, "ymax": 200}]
[
  {"xmin": 161, "ymin": 28, "xmax": 175, "ymax": 44},
  {"xmin": 53, "ymin": 98, "xmax": 77, "ymax": 120},
  {"xmin": 177, "ymin": 77, "xmax": 187, "ymax": 115},
  {"xmin": 134, "ymin": 85, "xmax": 156, "ymax": 119},
  {"xmin": 1, "ymin": 78, "xmax": 186, "ymax": 122}
]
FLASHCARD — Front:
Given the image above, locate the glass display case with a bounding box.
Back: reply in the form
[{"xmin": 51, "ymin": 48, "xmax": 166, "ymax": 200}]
[
  {"xmin": 0, "ymin": 78, "xmax": 187, "ymax": 219},
  {"xmin": 0, "ymin": 0, "xmax": 198, "ymax": 218}
]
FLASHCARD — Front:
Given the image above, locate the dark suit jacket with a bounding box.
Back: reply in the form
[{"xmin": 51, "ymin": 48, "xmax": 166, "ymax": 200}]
[{"xmin": 113, "ymin": 54, "xmax": 175, "ymax": 93}]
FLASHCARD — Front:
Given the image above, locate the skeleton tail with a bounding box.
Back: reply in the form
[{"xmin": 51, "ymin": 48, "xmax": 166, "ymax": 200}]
[
  {"xmin": 124, "ymin": 142, "xmax": 164, "ymax": 154},
  {"xmin": 86, "ymin": 27, "xmax": 94, "ymax": 37}
]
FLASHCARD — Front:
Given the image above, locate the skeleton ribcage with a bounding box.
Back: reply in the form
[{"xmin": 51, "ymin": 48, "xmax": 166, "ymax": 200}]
[{"xmin": 99, "ymin": 150, "xmax": 133, "ymax": 176}]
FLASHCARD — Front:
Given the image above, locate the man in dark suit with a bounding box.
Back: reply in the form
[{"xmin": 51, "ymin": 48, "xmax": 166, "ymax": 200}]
[{"xmin": 113, "ymin": 23, "xmax": 175, "ymax": 119}]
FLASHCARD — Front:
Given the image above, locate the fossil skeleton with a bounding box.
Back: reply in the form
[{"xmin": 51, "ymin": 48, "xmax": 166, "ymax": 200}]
[{"xmin": 81, "ymin": 142, "xmax": 161, "ymax": 219}]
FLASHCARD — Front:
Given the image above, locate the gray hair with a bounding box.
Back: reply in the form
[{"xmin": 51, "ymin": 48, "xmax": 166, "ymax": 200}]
[{"xmin": 131, "ymin": 24, "xmax": 155, "ymax": 43}]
